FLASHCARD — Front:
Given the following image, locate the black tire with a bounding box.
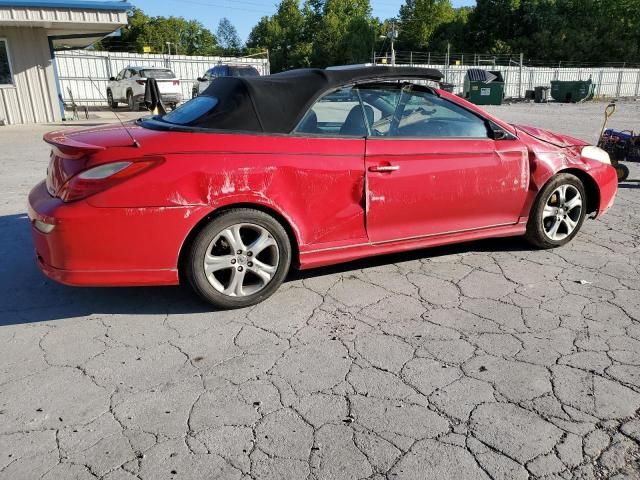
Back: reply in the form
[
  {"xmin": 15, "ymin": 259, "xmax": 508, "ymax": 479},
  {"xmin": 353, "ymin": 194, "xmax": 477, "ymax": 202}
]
[
  {"xmin": 192, "ymin": 89, "xmax": 198, "ymax": 99},
  {"xmin": 126, "ymin": 91, "xmax": 136, "ymax": 111},
  {"xmin": 616, "ymin": 163, "xmax": 630, "ymax": 182},
  {"xmin": 525, "ymin": 173, "xmax": 587, "ymax": 249},
  {"xmin": 106, "ymin": 90, "xmax": 118, "ymax": 109},
  {"xmin": 186, "ymin": 209, "xmax": 292, "ymax": 309}
]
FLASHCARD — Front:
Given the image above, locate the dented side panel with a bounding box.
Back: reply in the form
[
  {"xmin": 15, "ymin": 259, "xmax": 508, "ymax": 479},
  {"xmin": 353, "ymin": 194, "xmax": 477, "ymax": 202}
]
[{"xmin": 85, "ymin": 134, "xmax": 368, "ymax": 254}]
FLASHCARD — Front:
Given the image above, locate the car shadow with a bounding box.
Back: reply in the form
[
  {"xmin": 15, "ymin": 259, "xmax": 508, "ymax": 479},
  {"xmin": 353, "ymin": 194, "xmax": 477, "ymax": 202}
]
[{"xmin": 0, "ymin": 213, "xmax": 531, "ymax": 326}]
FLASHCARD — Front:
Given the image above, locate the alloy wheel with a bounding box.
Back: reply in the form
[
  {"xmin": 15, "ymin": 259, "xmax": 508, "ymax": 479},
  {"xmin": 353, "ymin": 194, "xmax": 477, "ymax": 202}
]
[
  {"xmin": 542, "ymin": 184, "xmax": 583, "ymax": 241},
  {"xmin": 203, "ymin": 223, "xmax": 279, "ymax": 297}
]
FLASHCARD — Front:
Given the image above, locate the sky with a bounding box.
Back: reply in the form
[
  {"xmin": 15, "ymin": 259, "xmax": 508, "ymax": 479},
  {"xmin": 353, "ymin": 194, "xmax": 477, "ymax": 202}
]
[{"xmin": 127, "ymin": 0, "xmax": 475, "ymax": 42}]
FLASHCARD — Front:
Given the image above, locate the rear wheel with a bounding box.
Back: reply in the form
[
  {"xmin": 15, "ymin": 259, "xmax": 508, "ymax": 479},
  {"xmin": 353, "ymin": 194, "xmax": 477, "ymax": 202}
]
[
  {"xmin": 525, "ymin": 173, "xmax": 587, "ymax": 249},
  {"xmin": 186, "ymin": 209, "xmax": 291, "ymax": 309},
  {"xmin": 127, "ymin": 91, "xmax": 137, "ymax": 111},
  {"xmin": 615, "ymin": 163, "xmax": 630, "ymax": 182},
  {"xmin": 106, "ymin": 90, "xmax": 118, "ymax": 109}
]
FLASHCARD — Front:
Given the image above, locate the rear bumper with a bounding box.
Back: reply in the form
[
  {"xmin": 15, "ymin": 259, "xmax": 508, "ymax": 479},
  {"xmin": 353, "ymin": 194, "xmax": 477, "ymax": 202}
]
[
  {"xmin": 133, "ymin": 93, "xmax": 183, "ymax": 104},
  {"xmin": 35, "ymin": 256, "xmax": 178, "ymax": 287},
  {"xmin": 27, "ymin": 180, "xmax": 199, "ymax": 287}
]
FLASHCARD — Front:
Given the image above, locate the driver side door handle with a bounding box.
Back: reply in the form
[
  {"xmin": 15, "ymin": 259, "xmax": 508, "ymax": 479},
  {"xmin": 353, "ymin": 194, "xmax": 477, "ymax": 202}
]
[{"xmin": 369, "ymin": 165, "xmax": 400, "ymax": 173}]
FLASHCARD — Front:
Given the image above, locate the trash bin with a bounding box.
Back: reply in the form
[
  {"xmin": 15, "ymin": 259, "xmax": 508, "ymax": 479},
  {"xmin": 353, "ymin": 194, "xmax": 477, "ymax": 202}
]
[
  {"xmin": 534, "ymin": 86, "xmax": 549, "ymax": 103},
  {"xmin": 463, "ymin": 69, "xmax": 505, "ymax": 105},
  {"xmin": 550, "ymin": 80, "xmax": 594, "ymax": 103}
]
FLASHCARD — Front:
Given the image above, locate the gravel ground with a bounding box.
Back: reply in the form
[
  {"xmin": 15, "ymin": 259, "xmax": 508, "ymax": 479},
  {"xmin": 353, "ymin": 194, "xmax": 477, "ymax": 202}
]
[{"xmin": 1, "ymin": 102, "xmax": 639, "ymax": 480}]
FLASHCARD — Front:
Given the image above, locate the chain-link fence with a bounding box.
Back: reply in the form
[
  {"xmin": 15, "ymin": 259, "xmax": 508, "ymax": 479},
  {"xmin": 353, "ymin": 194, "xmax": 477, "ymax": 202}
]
[{"xmin": 375, "ymin": 51, "xmax": 640, "ymax": 99}]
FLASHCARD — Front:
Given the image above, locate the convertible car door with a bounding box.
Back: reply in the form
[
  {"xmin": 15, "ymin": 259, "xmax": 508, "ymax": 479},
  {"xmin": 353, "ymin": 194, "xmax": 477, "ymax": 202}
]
[
  {"xmin": 362, "ymin": 85, "xmax": 529, "ymax": 243},
  {"xmin": 291, "ymin": 87, "xmax": 369, "ymax": 247}
]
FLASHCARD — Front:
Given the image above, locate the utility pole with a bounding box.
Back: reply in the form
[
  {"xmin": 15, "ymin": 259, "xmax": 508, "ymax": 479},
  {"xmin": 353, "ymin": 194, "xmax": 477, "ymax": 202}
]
[
  {"xmin": 519, "ymin": 52, "xmax": 523, "ymax": 99},
  {"xmin": 445, "ymin": 42, "xmax": 450, "ymax": 82},
  {"xmin": 166, "ymin": 42, "xmax": 172, "ymax": 56},
  {"xmin": 388, "ymin": 20, "xmax": 398, "ymax": 66}
]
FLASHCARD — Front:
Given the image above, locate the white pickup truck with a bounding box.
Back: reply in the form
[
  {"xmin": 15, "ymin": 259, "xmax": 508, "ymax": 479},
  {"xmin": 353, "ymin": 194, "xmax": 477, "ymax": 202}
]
[{"xmin": 107, "ymin": 66, "xmax": 183, "ymax": 111}]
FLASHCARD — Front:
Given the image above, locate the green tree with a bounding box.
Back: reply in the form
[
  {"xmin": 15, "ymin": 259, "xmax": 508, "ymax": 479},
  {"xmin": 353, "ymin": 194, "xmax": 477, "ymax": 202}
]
[
  {"xmin": 463, "ymin": 0, "xmax": 640, "ymax": 64},
  {"xmin": 247, "ymin": 0, "xmax": 313, "ymax": 72},
  {"xmin": 429, "ymin": 6, "xmax": 471, "ymax": 52},
  {"xmin": 216, "ymin": 17, "xmax": 243, "ymax": 55},
  {"xmin": 310, "ymin": 0, "xmax": 377, "ymax": 67},
  {"xmin": 397, "ymin": 0, "xmax": 455, "ymax": 51},
  {"xmin": 465, "ymin": 0, "xmax": 521, "ymax": 53},
  {"xmin": 98, "ymin": 7, "xmax": 219, "ymax": 56}
]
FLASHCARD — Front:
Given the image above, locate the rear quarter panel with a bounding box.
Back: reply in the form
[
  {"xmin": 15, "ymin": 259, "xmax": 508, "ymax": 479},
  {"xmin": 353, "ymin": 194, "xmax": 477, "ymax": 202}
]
[{"xmin": 86, "ymin": 131, "xmax": 368, "ymax": 253}]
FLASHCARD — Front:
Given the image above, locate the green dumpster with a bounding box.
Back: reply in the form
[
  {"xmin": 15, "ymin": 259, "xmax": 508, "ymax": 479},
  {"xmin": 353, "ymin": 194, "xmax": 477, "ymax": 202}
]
[
  {"xmin": 550, "ymin": 80, "xmax": 594, "ymax": 103},
  {"xmin": 463, "ymin": 69, "xmax": 505, "ymax": 105}
]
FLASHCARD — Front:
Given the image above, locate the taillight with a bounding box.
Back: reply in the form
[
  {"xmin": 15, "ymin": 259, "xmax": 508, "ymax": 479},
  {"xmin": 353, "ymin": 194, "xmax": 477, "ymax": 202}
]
[
  {"xmin": 136, "ymin": 79, "xmax": 146, "ymax": 85},
  {"xmin": 173, "ymin": 80, "xmax": 180, "ymax": 85},
  {"xmin": 58, "ymin": 158, "xmax": 161, "ymax": 202}
]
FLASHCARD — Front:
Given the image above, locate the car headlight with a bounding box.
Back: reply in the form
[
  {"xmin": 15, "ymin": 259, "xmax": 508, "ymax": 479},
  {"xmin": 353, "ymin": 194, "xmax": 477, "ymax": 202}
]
[{"xmin": 581, "ymin": 145, "xmax": 611, "ymax": 165}]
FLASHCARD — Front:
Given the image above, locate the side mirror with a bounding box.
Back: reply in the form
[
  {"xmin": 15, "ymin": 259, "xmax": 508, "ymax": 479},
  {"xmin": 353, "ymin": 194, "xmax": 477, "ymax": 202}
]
[
  {"xmin": 492, "ymin": 129, "xmax": 508, "ymax": 140},
  {"xmin": 109, "ymin": 76, "xmax": 116, "ymax": 81},
  {"xmin": 489, "ymin": 122, "xmax": 514, "ymax": 140}
]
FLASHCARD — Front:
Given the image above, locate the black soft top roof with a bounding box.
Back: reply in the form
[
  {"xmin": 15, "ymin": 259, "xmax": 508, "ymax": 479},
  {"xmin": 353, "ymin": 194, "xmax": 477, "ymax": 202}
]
[{"xmin": 188, "ymin": 66, "xmax": 443, "ymax": 134}]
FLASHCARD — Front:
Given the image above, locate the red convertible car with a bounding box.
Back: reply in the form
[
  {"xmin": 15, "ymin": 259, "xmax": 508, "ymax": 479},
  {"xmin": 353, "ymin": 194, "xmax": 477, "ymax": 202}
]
[{"xmin": 28, "ymin": 66, "xmax": 617, "ymax": 308}]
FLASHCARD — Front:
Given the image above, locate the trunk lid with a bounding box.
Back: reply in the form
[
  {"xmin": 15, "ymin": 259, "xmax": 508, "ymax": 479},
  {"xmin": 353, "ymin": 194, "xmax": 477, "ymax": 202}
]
[
  {"xmin": 43, "ymin": 124, "xmax": 151, "ymax": 198},
  {"xmin": 157, "ymin": 80, "xmax": 180, "ymax": 94}
]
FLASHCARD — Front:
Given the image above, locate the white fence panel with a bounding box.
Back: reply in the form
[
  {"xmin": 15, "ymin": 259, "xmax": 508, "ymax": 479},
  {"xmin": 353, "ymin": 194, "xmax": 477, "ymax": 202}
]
[
  {"xmin": 55, "ymin": 51, "xmax": 640, "ymax": 106},
  {"xmin": 55, "ymin": 50, "xmax": 270, "ymax": 106},
  {"xmin": 397, "ymin": 62, "xmax": 640, "ymax": 99}
]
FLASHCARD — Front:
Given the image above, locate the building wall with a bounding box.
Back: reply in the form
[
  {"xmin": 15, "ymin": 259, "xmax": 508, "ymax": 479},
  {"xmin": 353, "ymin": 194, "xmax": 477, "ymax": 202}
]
[
  {"xmin": 0, "ymin": 5, "xmax": 127, "ymax": 27},
  {"xmin": 0, "ymin": 26, "xmax": 60, "ymax": 125}
]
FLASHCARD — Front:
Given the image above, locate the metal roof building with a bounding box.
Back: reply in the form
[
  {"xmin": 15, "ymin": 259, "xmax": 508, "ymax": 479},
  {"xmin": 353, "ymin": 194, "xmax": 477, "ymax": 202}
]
[{"xmin": 0, "ymin": 0, "xmax": 131, "ymax": 125}]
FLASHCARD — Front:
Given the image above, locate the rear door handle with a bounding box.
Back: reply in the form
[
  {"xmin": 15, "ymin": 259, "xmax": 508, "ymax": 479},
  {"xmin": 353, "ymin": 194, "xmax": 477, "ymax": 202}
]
[{"xmin": 369, "ymin": 165, "xmax": 400, "ymax": 172}]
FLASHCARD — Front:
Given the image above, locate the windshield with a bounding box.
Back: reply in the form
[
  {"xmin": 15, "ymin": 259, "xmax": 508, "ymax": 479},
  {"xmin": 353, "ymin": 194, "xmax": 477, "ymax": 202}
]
[
  {"xmin": 232, "ymin": 67, "xmax": 260, "ymax": 77},
  {"xmin": 141, "ymin": 69, "xmax": 175, "ymax": 79},
  {"xmin": 161, "ymin": 96, "xmax": 219, "ymax": 125}
]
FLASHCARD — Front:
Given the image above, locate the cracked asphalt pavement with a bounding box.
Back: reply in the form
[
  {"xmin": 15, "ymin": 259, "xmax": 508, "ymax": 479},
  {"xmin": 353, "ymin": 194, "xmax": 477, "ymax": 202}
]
[{"xmin": 1, "ymin": 103, "xmax": 640, "ymax": 479}]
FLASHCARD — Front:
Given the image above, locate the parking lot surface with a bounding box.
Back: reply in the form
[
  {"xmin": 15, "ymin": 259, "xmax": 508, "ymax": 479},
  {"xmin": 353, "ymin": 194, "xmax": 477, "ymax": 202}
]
[{"xmin": 1, "ymin": 102, "xmax": 639, "ymax": 479}]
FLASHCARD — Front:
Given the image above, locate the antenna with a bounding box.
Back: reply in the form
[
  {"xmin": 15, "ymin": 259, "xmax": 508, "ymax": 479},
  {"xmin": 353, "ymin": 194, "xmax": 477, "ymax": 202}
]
[{"xmin": 85, "ymin": 76, "xmax": 141, "ymax": 148}]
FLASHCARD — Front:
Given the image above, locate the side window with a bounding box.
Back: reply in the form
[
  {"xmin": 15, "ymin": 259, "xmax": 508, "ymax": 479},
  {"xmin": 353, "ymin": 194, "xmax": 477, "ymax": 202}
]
[
  {"xmin": 123, "ymin": 69, "xmax": 132, "ymax": 79},
  {"xmin": 394, "ymin": 89, "xmax": 489, "ymax": 138},
  {"xmin": 0, "ymin": 39, "xmax": 14, "ymax": 86},
  {"xmin": 116, "ymin": 69, "xmax": 125, "ymax": 81},
  {"xmin": 356, "ymin": 86, "xmax": 403, "ymax": 137},
  {"xmin": 294, "ymin": 88, "xmax": 367, "ymax": 136}
]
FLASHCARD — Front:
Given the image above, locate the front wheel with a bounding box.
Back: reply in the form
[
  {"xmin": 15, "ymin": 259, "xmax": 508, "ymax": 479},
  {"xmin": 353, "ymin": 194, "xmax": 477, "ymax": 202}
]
[
  {"xmin": 186, "ymin": 209, "xmax": 292, "ymax": 309},
  {"xmin": 106, "ymin": 90, "xmax": 118, "ymax": 109},
  {"xmin": 525, "ymin": 173, "xmax": 587, "ymax": 249}
]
